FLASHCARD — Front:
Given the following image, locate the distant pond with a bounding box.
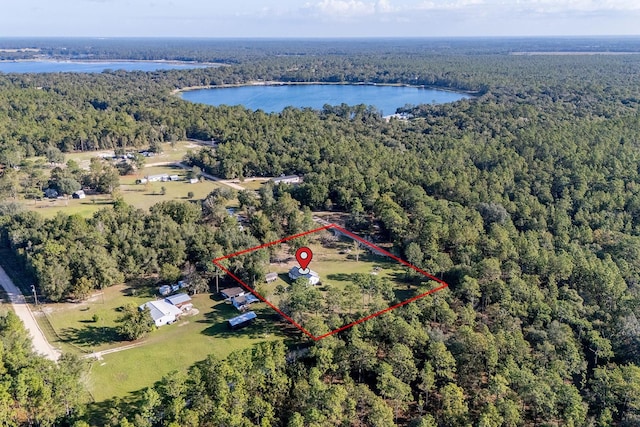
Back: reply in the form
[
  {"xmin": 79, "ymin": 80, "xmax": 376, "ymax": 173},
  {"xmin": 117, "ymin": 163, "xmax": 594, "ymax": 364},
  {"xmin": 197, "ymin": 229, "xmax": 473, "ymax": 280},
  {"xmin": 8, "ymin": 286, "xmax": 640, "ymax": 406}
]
[{"xmin": 180, "ymin": 83, "xmax": 469, "ymax": 116}]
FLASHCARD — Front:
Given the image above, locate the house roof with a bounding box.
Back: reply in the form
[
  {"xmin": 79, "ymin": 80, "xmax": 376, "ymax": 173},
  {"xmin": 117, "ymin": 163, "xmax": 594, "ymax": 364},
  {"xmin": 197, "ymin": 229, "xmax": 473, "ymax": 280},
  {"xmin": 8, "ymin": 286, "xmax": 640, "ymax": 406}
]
[
  {"xmin": 272, "ymin": 175, "xmax": 301, "ymax": 182},
  {"xmin": 288, "ymin": 267, "xmax": 319, "ymax": 279},
  {"xmin": 288, "ymin": 267, "xmax": 320, "ymax": 285},
  {"xmin": 139, "ymin": 300, "xmax": 182, "ymax": 322},
  {"xmin": 165, "ymin": 293, "xmax": 192, "ymax": 306},
  {"xmin": 228, "ymin": 311, "xmax": 257, "ymax": 327},
  {"xmin": 221, "ymin": 287, "xmax": 245, "ymax": 298},
  {"xmin": 232, "ymin": 294, "xmax": 259, "ymax": 308}
]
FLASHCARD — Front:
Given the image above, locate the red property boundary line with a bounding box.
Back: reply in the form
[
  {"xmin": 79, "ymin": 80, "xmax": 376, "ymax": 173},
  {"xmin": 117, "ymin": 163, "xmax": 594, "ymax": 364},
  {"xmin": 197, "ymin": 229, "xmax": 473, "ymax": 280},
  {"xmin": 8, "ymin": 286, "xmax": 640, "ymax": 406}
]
[{"xmin": 213, "ymin": 224, "xmax": 450, "ymax": 341}]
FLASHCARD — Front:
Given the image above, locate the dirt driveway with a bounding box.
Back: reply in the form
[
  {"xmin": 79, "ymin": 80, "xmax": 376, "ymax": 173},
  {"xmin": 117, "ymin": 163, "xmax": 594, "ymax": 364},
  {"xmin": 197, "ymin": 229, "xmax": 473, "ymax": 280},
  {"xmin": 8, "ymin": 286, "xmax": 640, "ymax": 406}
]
[{"xmin": 0, "ymin": 266, "xmax": 61, "ymax": 361}]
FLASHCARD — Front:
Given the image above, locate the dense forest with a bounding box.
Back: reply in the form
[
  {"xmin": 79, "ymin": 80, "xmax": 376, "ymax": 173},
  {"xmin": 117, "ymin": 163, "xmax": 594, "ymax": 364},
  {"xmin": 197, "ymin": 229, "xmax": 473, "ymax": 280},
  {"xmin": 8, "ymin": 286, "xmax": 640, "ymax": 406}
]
[{"xmin": 1, "ymin": 38, "xmax": 640, "ymax": 426}]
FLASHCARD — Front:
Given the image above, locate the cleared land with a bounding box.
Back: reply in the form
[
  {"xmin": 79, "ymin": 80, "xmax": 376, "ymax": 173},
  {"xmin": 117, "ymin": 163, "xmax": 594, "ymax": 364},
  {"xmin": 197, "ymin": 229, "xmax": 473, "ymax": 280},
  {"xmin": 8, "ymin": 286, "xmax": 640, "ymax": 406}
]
[
  {"xmin": 25, "ymin": 164, "xmax": 223, "ymax": 218},
  {"xmin": 22, "ymin": 141, "xmax": 222, "ymax": 218},
  {"xmin": 238, "ymin": 230, "xmax": 431, "ymax": 336},
  {"xmin": 36, "ymin": 283, "xmax": 285, "ymax": 401}
]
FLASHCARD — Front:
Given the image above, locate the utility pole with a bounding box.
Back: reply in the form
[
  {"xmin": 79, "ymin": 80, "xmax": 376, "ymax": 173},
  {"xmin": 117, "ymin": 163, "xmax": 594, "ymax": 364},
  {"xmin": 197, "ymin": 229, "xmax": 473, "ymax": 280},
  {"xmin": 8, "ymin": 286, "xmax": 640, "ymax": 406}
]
[{"xmin": 31, "ymin": 285, "xmax": 38, "ymax": 305}]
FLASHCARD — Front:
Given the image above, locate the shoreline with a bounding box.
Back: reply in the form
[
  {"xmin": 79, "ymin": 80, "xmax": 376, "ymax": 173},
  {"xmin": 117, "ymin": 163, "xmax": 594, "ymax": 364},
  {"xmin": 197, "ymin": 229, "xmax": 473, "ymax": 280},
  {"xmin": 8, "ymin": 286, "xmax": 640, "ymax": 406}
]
[{"xmin": 171, "ymin": 80, "xmax": 479, "ymax": 96}]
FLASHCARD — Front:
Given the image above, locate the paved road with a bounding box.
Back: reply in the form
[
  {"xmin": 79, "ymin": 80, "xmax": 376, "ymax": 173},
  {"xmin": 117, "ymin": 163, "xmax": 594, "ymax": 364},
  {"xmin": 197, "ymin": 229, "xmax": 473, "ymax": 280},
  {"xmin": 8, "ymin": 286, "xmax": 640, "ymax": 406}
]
[{"xmin": 0, "ymin": 266, "xmax": 61, "ymax": 361}]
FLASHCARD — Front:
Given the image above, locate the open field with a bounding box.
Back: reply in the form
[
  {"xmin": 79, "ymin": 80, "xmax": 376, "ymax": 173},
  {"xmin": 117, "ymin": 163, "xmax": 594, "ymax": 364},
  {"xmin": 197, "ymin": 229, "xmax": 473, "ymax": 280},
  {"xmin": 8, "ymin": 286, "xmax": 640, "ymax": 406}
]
[
  {"xmin": 24, "ymin": 164, "xmax": 224, "ymax": 218},
  {"xmin": 234, "ymin": 178, "xmax": 270, "ymax": 191},
  {"xmin": 35, "ymin": 283, "xmax": 286, "ymax": 401},
  {"xmin": 20, "ymin": 141, "xmax": 213, "ymax": 218},
  {"xmin": 64, "ymin": 140, "xmax": 201, "ymax": 168}
]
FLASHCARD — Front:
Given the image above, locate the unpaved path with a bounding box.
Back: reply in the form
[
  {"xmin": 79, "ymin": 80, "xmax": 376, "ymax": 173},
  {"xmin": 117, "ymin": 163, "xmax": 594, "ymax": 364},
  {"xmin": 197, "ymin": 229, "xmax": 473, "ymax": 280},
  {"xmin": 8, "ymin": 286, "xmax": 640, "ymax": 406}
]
[
  {"xmin": 171, "ymin": 161, "xmax": 249, "ymax": 191},
  {"xmin": 0, "ymin": 266, "xmax": 61, "ymax": 361},
  {"xmin": 83, "ymin": 342, "xmax": 143, "ymax": 360}
]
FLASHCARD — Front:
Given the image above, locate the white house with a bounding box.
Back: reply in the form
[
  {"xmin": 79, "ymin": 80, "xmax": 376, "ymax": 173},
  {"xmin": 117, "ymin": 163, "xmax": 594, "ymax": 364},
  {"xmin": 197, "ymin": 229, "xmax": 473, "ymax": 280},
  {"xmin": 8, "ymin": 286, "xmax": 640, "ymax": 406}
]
[
  {"xmin": 139, "ymin": 300, "xmax": 182, "ymax": 327},
  {"xmin": 271, "ymin": 175, "xmax": 302, "ymax": 185},
  {"xmin": 147, "ymin": 174, "xmax": 170, "ymax": 182},
  {"xmin": 288, "ymin": 267, "xmax": 320, "ymax": 286}
]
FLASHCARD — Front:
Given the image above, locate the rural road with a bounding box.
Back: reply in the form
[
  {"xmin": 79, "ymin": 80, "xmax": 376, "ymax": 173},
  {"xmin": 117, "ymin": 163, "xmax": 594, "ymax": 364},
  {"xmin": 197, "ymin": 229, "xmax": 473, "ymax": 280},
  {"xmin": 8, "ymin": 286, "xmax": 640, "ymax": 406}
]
[
  {"xmin": 0, "ymin": 266, "xmax": 61, "ymax": 361},
  {"xmin": 169, "ymin": 161, "xmax": 252, "ymax": 191}
]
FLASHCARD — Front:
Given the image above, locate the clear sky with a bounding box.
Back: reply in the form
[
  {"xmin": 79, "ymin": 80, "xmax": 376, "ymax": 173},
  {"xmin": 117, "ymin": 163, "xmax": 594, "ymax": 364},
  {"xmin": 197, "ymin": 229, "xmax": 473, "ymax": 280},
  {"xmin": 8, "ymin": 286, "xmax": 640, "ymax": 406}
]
[{"xmin": 2, "ymin": 0, "xmax": 639, "ymax": 38}]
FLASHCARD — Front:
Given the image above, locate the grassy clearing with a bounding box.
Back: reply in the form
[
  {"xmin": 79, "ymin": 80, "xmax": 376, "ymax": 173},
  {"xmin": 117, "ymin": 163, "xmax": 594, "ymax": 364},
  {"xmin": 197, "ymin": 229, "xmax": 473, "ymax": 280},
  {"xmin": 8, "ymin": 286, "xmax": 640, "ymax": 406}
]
[
  {"xmin": 249, "ymin": 231, "xmax": 428, "ymax": 334},
  {"xmin": 36, "ymin": 283, "xmax": 286, "ymax": 401},
  {"xmin": 64, "ymin": 140, "xmax": 201, "ymax": 168},
  {"xmin": 20, "ymin": 141, "xmax": 210, "ymax": 218},
  {"xmin": 235, "ymin": 178, "xmax": 270, "ymax": 191},
  {"xmin": 38, "ymin": 284, "xmax": 155, "ymax": 354},
  {"xmin": 87, "ymin": 297, "xmax": 283, "ymax": 401},
  {"xmin": 23, "ymin": 165, "xmax": 222, "ymax": 218}
]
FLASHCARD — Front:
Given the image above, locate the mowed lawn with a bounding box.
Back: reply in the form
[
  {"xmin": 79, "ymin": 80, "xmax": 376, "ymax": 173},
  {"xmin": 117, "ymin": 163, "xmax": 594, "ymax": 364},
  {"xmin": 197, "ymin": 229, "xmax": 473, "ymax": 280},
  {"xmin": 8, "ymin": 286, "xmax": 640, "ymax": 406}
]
[
  {"xmin": 234, "ymin": 178, "xmax": 270, "ymax": 191},
  {"xmin": 37, "ymin": 284, "xmax": 285, "ymax": 401},
  {"xmin": 24, "ymin": 165, "xmax": 224, "ymax": 218},
  {"xmin": 87, "ymin": 299, "xmax": 283, "ymax": 401},
  {"xmin": 64, "ymin": 140, "xmax": 201, "ymax": 168},
  {"xmin": 22, "ymin": 141, "xmax": 223, "ymax": 218}
]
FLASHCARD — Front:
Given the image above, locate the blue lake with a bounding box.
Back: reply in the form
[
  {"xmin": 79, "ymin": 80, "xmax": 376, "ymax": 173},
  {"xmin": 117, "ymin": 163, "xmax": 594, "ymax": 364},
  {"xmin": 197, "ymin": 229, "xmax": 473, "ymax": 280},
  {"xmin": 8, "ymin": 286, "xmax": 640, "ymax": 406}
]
[
  {"xmin": 180, "ymin": 84, "xmax": 469, "ymax": 115},
  {"xmin": 0, "ymin": 60, "xmax": 210, "ymax": 73}
]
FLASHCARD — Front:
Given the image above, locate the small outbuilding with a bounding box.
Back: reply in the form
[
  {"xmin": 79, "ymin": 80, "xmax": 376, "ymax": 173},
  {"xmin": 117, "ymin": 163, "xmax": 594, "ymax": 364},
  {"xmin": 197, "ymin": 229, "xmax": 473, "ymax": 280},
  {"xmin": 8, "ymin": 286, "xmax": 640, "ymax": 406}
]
[
  {"xmin": 72, "ymin": 190, "xmax": 86, "ymax": 199},
  {"xmin": 265, "ymin": 272, "xmax": 278, "ymax": 283},
  {"xmin": 228, "ymin": 311, "xmax": 257, "ymax": 330},
  {"xmin": 221, "ymin": 287, "xmax": 246, "ymax": 300},
  {"xmin": 44, "ymin": 188, "xmax": 59, "ymax": 199},
  {"xmin": 232, "ymin": 294, "xmax": 259, "ymax": 311},
  {"xmin": 158, "ymin": 285, "xmax": 172, "ymax": 296}
]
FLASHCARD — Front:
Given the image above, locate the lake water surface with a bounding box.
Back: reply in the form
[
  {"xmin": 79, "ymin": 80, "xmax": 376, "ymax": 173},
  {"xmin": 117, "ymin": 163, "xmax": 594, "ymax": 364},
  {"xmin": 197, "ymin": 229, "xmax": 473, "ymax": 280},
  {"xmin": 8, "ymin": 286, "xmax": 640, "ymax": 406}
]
[
  {"xmin": 0, "ymin": 60, "xmax": 209, "ymax": 73},
  {"xmin": 180, "ymin": 84, "xmax": 469, "ymax": 115}
]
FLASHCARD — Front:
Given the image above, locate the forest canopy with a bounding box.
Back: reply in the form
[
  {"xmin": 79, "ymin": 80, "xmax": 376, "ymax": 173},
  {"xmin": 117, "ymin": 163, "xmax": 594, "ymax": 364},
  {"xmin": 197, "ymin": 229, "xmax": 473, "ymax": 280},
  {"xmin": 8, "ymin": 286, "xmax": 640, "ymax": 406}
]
[{"xmin": 0, "ymin": 38, "xmax": 640, "ymax": 426}]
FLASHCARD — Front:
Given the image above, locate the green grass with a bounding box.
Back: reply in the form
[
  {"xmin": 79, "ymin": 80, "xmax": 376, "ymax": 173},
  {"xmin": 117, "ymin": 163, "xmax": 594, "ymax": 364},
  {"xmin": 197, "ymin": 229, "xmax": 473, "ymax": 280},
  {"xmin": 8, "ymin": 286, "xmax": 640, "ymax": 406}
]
[
  {"xmin": 64, "ymin": 140, "xmax": 201, "ymax": 166},
  {"xmin": 86, "ymin": 296, "xmax": 283, "ymax": 401},
  {"xmin": 19, "ymin": 141, "xmax": 212, "ymax": 218},
  {"xmin": 255, "ymin": 234, "xmax": 425, "ymax": 333},
  {"xmin": 235, "ymin": 178, "xmax": 269, "ymax": 191},
  {"xmin": 23, "ymin": 164, "xmax": 222, "ymax": 218},
  {"xmin": 36, "ymin": 283, "xmax": 286, "ymax": 401},
  {"xmin": 39, "ymin": 284, "xmax": 155, "ymax": 354}
]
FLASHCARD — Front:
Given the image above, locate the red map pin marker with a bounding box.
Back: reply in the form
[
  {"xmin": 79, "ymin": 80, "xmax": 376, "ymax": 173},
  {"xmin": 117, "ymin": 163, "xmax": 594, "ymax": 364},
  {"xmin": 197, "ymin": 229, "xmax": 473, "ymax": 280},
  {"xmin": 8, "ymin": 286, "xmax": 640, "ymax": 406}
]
[{"xmin": 295, "ymin": 247, "xmax": 313, "ymax": 272}]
